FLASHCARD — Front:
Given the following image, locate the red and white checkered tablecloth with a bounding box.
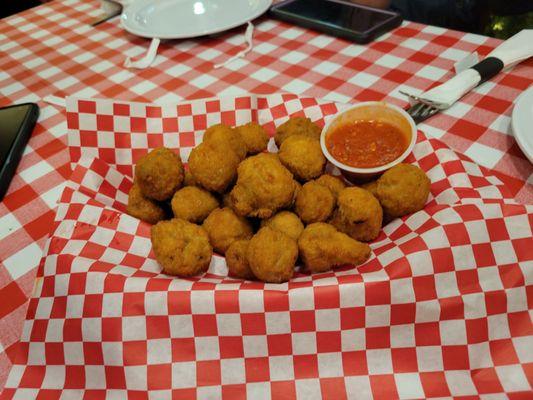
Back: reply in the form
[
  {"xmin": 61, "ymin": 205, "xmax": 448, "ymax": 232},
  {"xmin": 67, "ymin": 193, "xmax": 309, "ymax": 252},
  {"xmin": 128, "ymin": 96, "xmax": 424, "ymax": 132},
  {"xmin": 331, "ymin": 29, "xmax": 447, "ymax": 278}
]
[{"xmin": 0, "ymin": 0, "xmax": 532, "ymax": 392}]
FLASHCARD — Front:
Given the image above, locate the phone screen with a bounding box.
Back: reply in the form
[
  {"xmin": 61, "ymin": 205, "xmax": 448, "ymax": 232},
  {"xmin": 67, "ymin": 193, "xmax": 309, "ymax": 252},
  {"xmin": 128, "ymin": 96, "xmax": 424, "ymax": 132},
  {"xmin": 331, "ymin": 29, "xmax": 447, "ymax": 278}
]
[
  {"xmin": 277, "ymin": 0, "xmax": 395, "ymax": 33},
  {"xmin": 0, "ymin": 104, "xmax": 33, "ymax": 168}
]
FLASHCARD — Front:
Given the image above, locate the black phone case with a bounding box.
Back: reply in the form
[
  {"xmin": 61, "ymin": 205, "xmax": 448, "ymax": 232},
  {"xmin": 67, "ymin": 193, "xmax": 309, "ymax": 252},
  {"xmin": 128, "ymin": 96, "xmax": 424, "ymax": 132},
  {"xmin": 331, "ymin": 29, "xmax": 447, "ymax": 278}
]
[
  {"xmin": 0, "ymin": 103, "xmax": 39, "ymax": 201},
  {"xmin": 269, "ymin": 0, "xmax": 403, "ymax": 44}
]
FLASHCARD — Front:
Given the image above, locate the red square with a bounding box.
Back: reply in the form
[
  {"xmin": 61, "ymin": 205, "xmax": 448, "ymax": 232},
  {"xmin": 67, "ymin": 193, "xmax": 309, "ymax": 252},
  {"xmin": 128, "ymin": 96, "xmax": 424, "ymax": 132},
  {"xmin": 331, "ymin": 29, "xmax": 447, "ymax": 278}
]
[
  {"xmin": 320, "ymin": 377, "xmax": 347, "ymax": 400},
  {"xmin": 466, "ymin": 318, "xmax": 488, "ymax": 343},
  {"xmin": 415, "ymin": 322, "xmax": 441, "ymax": 346},
  {"xmin": 78, "ymin": 100, "xmax": 96, "ymax": 113},
  {"xmin": 485, "ymin": 290, "xmax": 507, "ymax": 315},
  {"xmin": 172, "ymin": 389, "xmax": 196, "ymax": 400},
  {"xmin": 220, "ymin": 111, "xmax": 236, "ymax": 126},
  {"xmin": 490, "ymin": 339, "xmax": 519, "ymax": 366},
  {"xmin": 122, "ymin": 293, "xmax": 145, "ymax": 316},
  {"xmin": 65, "ymin": 366, "xmax": 85, "ymax": 389},
  {"xmin": 271, "ymin": 381, "xmax": 296, "ymax": 399},
  {"xmin": 113, "ymin": 103, "xmax": 130, "ymax": 116},
  {"xmin": 316, "ymin": 331, "xmax": 341, "ymax": 353},
  {"xmin": 369, "ymin": 374, "xmax": 398, "ymax": 399},
  {"xmin": 413, "ymin": 275, "xmax": 437, "ymax": 301},
  {"xmin": 30, "ymin": 320, "xmax": 48, "ymax": 342},
  {"xmin": 147, "ymin": 364, "xmax": 171, "ymax": 390},
  {"xmin": 63, "ymin": 319, "xmax": 82, "ymax": 342},
  {"xmin": 391, "ymin": 348, "xmax": 418, "ymax": 372},
  {"xmin": 366, "ymin": 327, "xmax": 390, "ymax": 349},
  {"xmin": 123, "ymin": 341, "xmax": 147, "ymax": 365},
  {"xmin": 179, "ymin": 131, "xmax": 195, "ymax": 147},
  {"xmin": 267, "ymin": 334, "xmax": 292, "ymax": 356},
  {"xmin": 508, "ymin": 311, "xmax": 533, "ymax": 337},
  {"xmin": 340, "ymin": 307, "xmax": 365, "ymax": 329},
  {"xmin": 105, "ymin": 366, "xmax": 126, "ymax": 389},
  {"xmin": 171, "ymin": 338, "xmax": 196, "ymax": 361},
  {"xmin": 168, "ymin": 291, "xmax": 191, "ymax": 314},
  {"xmin": 162, "ymin": 118, "xmax": 178, "ymax": 132},
  {"xmin": 96, "ymin": 115, "xmax": 114, "ymax": 131},
  {"xmin": 147, "ymin": 135, "xmax": 164, "ymax": 148},
  {"xmin": 293, "ymin": 355, "xmax": 319, "ymax": 379},
  {"xmin": 84, "ymin": 343, "xmax": 104, "ymax": 365},
  {"xmin": 192, "ymin": 315, "xmax": 218, "ymax": 336},
  {"xmin": 486, "ymin": 219, "xmax": 510, "ymax": 241},
  {"xmin": 219, "ymin": 336, "xmax": 244, "ymax": 359},
  {"xmin": 290, "ymin": 310, "xmax": 315, "ymax": 332},
  {"xmin": 314, "ymin": 287, "xmax": 340, "ymax": 309},
  {"xmin": 193, "ymin": 114, "xmax": 207, "ymax": 130},
  {"xmin": 498, "ymin": 264, "xmax": 524, "ymax": 289},
  {"xmin": 420, "ymin": 372, "xmax": 451, "ymax": 397},
  {"xmin": 513, "ymin": 237, "xmax": 533, "ymax": 262},
  {"xmin": 450, "ymin": 120, "xmax": 486, "ymax": 141},
  {"xmin": 146, "ymin": 316, "xmax": 170, "ymax": 339},
  {"xmin": 66, "ymin": 112, "xmax": 79, "ymax": 129},
  {"xmin": 235, "ymin": 97, "xmax": 251, "ymax": 110},
  {"xmin": 472, "ymin": 243, "xmax": 496, "ymax": 267},
  {"xmin": 472, "ymin": 367, "xmax": 504, "ymax": 393},
  {"xmin": 456, "ymin": 270, "xmax": 482, "ymax": 295},
  {"xmin": 146, "ymin": 106, "xmax": 162, "ymax": 118},
  {"xmin": 342, "ymin": 351, "xmax": 368, "ymax": 376},
  {"xmin": 221, "ymin": 384, "xmax": 246, "ymax": 399},
  {"xmin": 214, "ymin": 291, "xmax": 240, "ymax": 313},
  {"xmin": 443, "ymin": 223, "xmax": 470, "ymax": 246},
  {"xmin": 206, "ymin": 100, "xmax": 220, "ymax": 113},
  {"xmin": 245, "ymin": 357, "xmax": 270, "ymax": 382},
  {"xmin": 442, "ymin": 345, "xmax": 469, "ymax": 370},
  {"xmin": 68, "ymin": 273, "xmax": 87, "ymax": 295},
  {"xmin": 242, "ymin": 314, "xmax": 266, "ymax": 335},
  {"xmin": 439, "ymin": 296, "xmax": 464, "ymax": 320},
  {"xmin": 130, "ymin": 117, "xmax": 147, "ymax": 133},
  {"xmin": 45, "ymin": 343, "xmax": 65, "ymax": 365},
  {"xmin": 390, "ymin": 304, "xmax": 416, "ymax": 325},
  {"xmin": 263, "ymin": 291, "xmax": 289, "ymax": 311},
  {"xmin": 197, "ymin": 360, "xmax": 221, "ymax": 386},
  {"xmin": 50, "ymin": 296, "xmax": 67, "ymax": 319},
  {"xmin": 365, "ymin": 281, "xmax": 391, "ymax": 305}
]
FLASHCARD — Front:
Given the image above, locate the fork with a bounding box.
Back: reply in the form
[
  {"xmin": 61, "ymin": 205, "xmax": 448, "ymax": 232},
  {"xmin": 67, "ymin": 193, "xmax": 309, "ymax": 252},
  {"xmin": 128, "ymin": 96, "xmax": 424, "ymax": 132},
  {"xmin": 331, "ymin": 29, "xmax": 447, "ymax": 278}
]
[{"xmin": 400, "ymin": 90, "xmax": 445, "ymax": 124}]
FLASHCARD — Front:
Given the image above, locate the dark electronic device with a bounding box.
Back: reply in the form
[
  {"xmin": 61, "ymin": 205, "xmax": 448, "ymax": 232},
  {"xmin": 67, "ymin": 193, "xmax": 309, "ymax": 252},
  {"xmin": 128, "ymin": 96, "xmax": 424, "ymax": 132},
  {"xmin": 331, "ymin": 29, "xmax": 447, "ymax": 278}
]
[
  {"xmin": 270, "ymin": 0, "xmax": 403, "ymax": 44},
  {"xmin": 0, "ymin": 103, "xmax": 39, "ymax": 200}
]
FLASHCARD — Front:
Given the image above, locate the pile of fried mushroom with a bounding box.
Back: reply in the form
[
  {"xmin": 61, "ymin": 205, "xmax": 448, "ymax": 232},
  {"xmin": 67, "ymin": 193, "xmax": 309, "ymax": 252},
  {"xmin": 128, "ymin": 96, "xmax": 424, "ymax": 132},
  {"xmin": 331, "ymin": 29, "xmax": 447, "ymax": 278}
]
[{"xmin": 127, "ymin": 117, "xmax": 430, "ymax": 283}]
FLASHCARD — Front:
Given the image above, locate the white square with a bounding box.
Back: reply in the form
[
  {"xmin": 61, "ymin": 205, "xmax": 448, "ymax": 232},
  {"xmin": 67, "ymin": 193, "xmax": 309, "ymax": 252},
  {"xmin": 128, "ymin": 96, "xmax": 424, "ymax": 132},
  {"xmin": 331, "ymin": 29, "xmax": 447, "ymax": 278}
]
[
  {"xmin": 147, "ymin": 339, "xmax": 172, "ymax": 364},
  {"xmin": 122, "ymin": 316, "xmax": 147, "ymax": 341},
  {"xmin": 131, "ymin": 81, "xmax": 158, "ymax": 96},
  {"xmin": 488, "ymin": 314, "xmax": 511, "ymax": 340},
  {"xmin": 478, "ymin": 267, "xmax": 504, "ymax": 292},
  {"xmin": 496, "ymin": 365, "xmax": 530, "ymax": 392},
  {"xmin": 251, "ymin": 68, "xmax": 278, "ymax": 82},
  {"xmin": 463, "ymin": 293, "xmax": 487, "ymax": 319},
  {"xmin": 513, "ymin": 337, "xmax": 533, "ymax": 363},
  {"xmin": 63, "ymin": 342, "xmax": 84, "ymax": 365},
  {"xmin": 468, "ymin": 342, "xmax": 493, "ymax": 369},
  {"xmin": 464, "ymin": 143, "xmax": 504, "ymax": 169},
  {"xmin": 4, "ymin": 365, "xmax": 24, "ymax": 389},
  {"xmin": 348, "ymin": 72, "xmax": 379, "ymax": 88},
  {"xmin": 292, "ymin": 332, "xmax": 317, "ymax": 355},
  {"xmin": 239, "ymin": 291, "xmax": 264, "ymax": 313},
  {"xmin": 435, "ymin": 272, "xmax": 460, "ymax": 298},
  {"xmin": 196, "ymin": 386, "xmax": 221, "ymax": 399},
  {"xmin": 191, "ymin": 291, "xmax": 215, "ymax": 314},
  {"xmin": 445, "ymin": 371, "xmax": 477, "ymax": 396},
  {"xmin": 243, "ymin": 336, "xmax": 268, "ymax": 358},
  {"xmin": 28, "ymin": 343, "xmax": 45, "ymax": 365},
  {"xmin": 85, "ymin": 366, "xmax": 106, "ymax": 389},
  {"xmin": 148, "ymin": 390, "xmax": 171, "ymax": 400},
  {"xmin": 445, "ymin": 101, "xmax": 473, "ymax": 119},
  {"xmin": 3, "ymin": 242, "xmax": 43, "ymax": 280},
  {"xmin": 313, "ymin": 61, "xmax": 340, "ymax": 75},
  {"xmin": 0, "ymin": 212, "xmax": 20, "ymax": 241},
  {"xmin": 492, "ymin": 241, "xmax": 518, "ymax": 265},
  {"xmin": 345, "ymin": 376, "xmax": 372, "ymax": 398},
  {"xmin": 295, "ymin": 378, "xmax": 321, "ymax": 399},
  {"xmin": 440, "ymin": 320, "xmax": 467, "ymax": 345},
  {"xmin": 265, "ymin": 312, "xmax": 291, "ymax": 334},
  {"xmin": 315, "ymin": 309, "xmax": 340, "ymax": 331},
  {"xmin": 283, "ymin": 79, "xmax": 312, "ymax": 95},
  {"xmin": 289, "ymin": 287, "xmax": 315, "ymax": 310},
  {"xmin": 55, "ymin": 76, "xmax": 78, "ymax": 90},
  {"xmin": 390, "ymin": 324, "xmax": 415, "ymax": 348},
  {"xmin": 341, "ymin": 329, "xmax": 365, "ymax": 352},
  {"xmin": 246, "ymin": 383, "xmax": 271, "ymax": 400},
  {"xmin": 451, "ymin": 246, "xmax": 476, "ymax": 270},
  {"xmin": 506, "ymin": 287, "xmax": 528, "ymax": 313},
  {"xmin": 367, "ymin": 349, "xmax": 393, "ymax": 374},
  {"xmin": 365, "ymin": 305, "xmax": 390, "ymax": 327},
  {"xmin": 416, "ymin": 346, "xmax": 443, "ymax": 372},
  {"xmin": 317, "ymin": 353, "xmax": 343, "ymax": 377},
  {"xmin": 144, "ymin": 292, "xmax": 168, "ymax": 316},
  {"xmin": 415, "ymin": 300, "xmax": 441, "ymax": 323},
  {"xmin": 390, "ymin": 278, "xmax": 415, "ymax": 304},
  {"xmin": 465, "ymin": 221, "xmax": 490, "ymax": 244},
  {"xmin": 375, "ymin": 54, "xmax": 404, "ymax": 69},
  {"xmin": 420, "ymin": 124, "xmax": 446, "ymax": 139},
  {"xmin": 216, "ymin": 313, "xmax": 242, "ymax": 336},
  {"xmin": 190, "ymin": 74, "xmax": 217, "ymax": 89},
  {"xmin": 406, "ymin": 251, "xmax": 434, "ymax": 277},
  {"xmin": 45, "ymin": 319, "xmax": 64, "ymax": 342},
  {"xmin": 171, "ymin": 362, "xmax": 195, "ymax": 389},
  {"xmin": 395, "ymin": 373, "xmax": 425, "ymax": 399},
  {"xmin": 168, "ymin": 315, "xmax": 194, "ymax": 338},
  {"xmin": 42, "ymin": 366, "xmax": 65, "ymax": 389},
  {"xmin": 220, "ymin": 358, "xmax": 245, "ymax": 384},
  {"xmin": 102, "ymin": 342, "xmax": 123, "ymax": 366},
  {"xmin": 339, "ymin": 283, "xmax": 364, "ymax": 307},
  {"xmin": 253, "ymin": 42, "xmax": 277, "ymax": 55},
  {"xmin": 489, "ymin": 114, "xmax": 511, "ymax": 135},
  {"xmin": 269, "ymin": 356, "xmax": 294, "ymax": 381}
]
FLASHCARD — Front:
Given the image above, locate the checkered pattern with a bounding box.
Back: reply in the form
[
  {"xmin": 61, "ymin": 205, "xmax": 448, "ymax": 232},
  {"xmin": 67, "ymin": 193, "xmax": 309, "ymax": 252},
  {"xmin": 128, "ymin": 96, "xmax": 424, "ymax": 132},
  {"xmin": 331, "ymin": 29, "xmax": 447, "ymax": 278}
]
[
  {"xmin": 1, "ymin": 95, "xmax": 532, "ymax": 398},
  {"xmin": 1, "ymin": 0, "xmax": 532, "ymax": 391}
]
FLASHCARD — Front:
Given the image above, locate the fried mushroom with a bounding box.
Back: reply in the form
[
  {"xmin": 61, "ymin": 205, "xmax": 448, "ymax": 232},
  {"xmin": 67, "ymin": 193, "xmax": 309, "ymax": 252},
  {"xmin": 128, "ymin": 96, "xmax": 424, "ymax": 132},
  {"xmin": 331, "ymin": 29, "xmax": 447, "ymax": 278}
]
[
  {"xmin": 226, "ymin": 240, "xmax": 255, "ymax": 280},
  {"xmin": 127, "ymin": 183, "xmax": 167, "ymax": 224},
  {"xmin": 171, "ymin": 186, "xmax": 219, "ymax": 224},
  {"xmin": 261, "ymin": 211, "xmax": 304, "ymax": 241},
  {"xmin": 235, "ymin": 122, "xmax": 269, "ymax": 154},
  {"xmin": 274, "ymin": 116, "xmax": 321, "ymax": 148},
  {"xmin": 295, "ymin": 181, "xmax": 335, "ymax": 224},
  {"xmin": 203, "ymin": 207, "xmax": 253, "ymax": 254},
  {"xmin": 279, "ymin": 135, "xmax": 326, "ymax": 181}
]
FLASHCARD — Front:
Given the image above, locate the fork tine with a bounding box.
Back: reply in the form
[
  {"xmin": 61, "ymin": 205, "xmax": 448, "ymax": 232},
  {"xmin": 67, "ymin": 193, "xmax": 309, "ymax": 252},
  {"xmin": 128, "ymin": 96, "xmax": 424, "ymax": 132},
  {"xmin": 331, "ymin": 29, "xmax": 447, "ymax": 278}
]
[{"xmin": 407, "ymin": 102, "xmax": 438, "ymax": 124}]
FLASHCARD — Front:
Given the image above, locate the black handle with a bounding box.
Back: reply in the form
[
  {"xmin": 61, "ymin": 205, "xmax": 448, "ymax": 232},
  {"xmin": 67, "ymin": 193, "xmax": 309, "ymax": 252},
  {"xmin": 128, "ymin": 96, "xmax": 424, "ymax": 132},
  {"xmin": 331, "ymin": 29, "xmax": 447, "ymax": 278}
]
[{"xmin": 471, "ymin": 57, "xmax": 504, "ymax": 85}]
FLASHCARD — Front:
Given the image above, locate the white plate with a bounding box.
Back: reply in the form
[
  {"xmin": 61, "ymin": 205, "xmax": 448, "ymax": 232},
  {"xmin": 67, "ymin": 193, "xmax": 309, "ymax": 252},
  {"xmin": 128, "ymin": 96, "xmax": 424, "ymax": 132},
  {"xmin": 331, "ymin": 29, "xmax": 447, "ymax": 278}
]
[
  {"xmin": 121, "ymin": 0, "xmax": 272, "ymax": 39},
  {"xmin": 512, "ymin": 86, "xmax": 533, "ymax": 164}
]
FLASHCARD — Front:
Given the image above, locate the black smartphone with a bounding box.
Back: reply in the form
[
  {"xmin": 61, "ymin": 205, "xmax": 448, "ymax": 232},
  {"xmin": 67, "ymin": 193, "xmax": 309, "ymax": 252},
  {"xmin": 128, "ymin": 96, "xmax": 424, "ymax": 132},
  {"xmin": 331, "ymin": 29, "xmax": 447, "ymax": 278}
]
[
  {"xmin": 0, "ymin": 103, "xmax": 39, "ymax": 200},
  {"xmin": 270, "ymin": 0, "xmax": 403, "ymax": 44}
]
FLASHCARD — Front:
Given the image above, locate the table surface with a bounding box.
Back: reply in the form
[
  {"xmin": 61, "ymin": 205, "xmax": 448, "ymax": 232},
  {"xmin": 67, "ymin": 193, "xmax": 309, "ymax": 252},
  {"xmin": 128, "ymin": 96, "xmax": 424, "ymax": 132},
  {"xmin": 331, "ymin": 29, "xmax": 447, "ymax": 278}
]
[{"xmin": 0, "ymin": 0, "xmax": 532, "ymax": 390}]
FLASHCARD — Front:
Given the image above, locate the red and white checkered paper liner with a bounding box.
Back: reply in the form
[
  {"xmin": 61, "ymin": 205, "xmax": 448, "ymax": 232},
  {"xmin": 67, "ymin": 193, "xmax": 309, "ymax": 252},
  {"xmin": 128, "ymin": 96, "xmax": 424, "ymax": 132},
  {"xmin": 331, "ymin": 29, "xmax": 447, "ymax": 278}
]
[{"xmin": 2, "ymin": 94, "xmax": 532, "ymax": 399}]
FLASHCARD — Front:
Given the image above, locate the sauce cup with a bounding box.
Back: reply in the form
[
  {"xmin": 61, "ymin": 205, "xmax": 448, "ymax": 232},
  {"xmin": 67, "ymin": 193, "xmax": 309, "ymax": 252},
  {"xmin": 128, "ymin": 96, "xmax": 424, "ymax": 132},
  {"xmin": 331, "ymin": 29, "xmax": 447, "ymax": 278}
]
[{"xmin": 320, "ymin": 101, "xmax": 417, "ymax": 183}]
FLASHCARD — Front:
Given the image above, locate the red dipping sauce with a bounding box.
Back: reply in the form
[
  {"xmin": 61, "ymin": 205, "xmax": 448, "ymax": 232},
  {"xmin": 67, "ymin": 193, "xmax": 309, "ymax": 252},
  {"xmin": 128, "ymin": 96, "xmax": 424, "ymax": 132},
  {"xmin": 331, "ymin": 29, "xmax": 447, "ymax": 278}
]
[{"xmin": 325, "ymin": 120, "xmax": 408, "ymax": 168}]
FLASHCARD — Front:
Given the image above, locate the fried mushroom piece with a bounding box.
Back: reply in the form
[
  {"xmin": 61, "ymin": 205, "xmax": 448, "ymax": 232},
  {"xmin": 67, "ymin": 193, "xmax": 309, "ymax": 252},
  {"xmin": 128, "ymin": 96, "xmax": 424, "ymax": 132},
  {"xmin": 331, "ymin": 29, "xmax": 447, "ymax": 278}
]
[
  {"xmin": 226, "ymin": 240, "xmax": 255, "ymax": 280},
  {"xmin": 135, "ymin": 147, "xmax": 184, "ymax": 201},
  {"xmin": 279, "ymin": 135, "xmax": 326, "ymax": 182},
  {"xmin": 235, "ymin": 122, "xmax": 269, "ymax": 154},
  {"xmin": 203, "ymin": 207, "xmax": 253, "ymax": 254},
  {"xmin": 376, "ymin": 163, "xmax": 430, "ymax": 218},
  {"xmin": 360, "ymin": 180, "xmax": 378, "ymax": 199},
  {"xmin": 330, "ymin": 187, "xmax": 383, "ymax": 242},
  {"xmin": 295, "ymin": 181, "xmax": 335, "ymax": 224},
  {"xmin": 151, "ymin": 219, "xmax": 212, "ymax": 277},
  {"xmin": 183, "ymin": 170, "xmax": 198, "ymax": 187},
  {"xmin": 127, "ymin": 183, "xmax": 167, "ymax": 224},
  {"xmin": 261, "ymin": 211, "xmax": 304, "ymax": 241},
  {"xmin": 274, "ymin": 116, "xmax": 321, "ymax": 148},
  {"xmin": 229, "ymin": 153, "xmax": 298, "ymax": 219},
  {"xmin": 188, "ymin": 141, "xmax": 240, "ymax": 193},
  {"xmin": 171, "ymin": 186, "xmax": 219, "ymax": 224},
  {"xmin": 203, "ymin": 123, "xmax": 247, "ymax": 160},
  {"xmin": 247, "ymin": 227, "xmax": 298, "ymax": 283},
  {"xmin": 315, "ymin": 174, "xmax": 346, "ymax": 199},
  {"xmin": 298, "ymin": 223, "xmax": 371, "ymax": 273}
]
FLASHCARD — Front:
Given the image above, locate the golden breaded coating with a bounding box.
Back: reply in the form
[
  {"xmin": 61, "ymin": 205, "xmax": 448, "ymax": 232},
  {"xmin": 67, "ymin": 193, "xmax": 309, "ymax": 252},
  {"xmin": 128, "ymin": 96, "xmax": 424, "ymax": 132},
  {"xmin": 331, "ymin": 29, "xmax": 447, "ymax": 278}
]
[
  {"xmin": 203, "ymin": 123, "xmax": 247, "ymax": 160},
  {"xmin": 330, "ymin": 187, "xmax": 383, "ymax": 242},
  {"xmin": 151, "ymin": 219, "xmax": 212, "ymax": 276},
  {"xmin": 361, "ymin": 180, "xmax": 378, "ymax": 199},
  {"xmin": 315, "ymin": 174, "xmax": 346, "ymax": 199},
  {"xmin": 298, "ymin": 223, "xmax": 371, "ymax": 273},
  {"xmin": 229, "ymin": 153, "xmax": 298, "ymax": 219},
  {"xmin": 247, "ymin": 227, "xmax": 298, "ymax": 283},
  {"xmin": 127, "ymin": 183, "xmax": 167, "ymax": 224},
  {"xmin": 135, "ymin": 147, "xmax": 184, "ymax": 201},
  {"xmin": 203, "ymin": 207, "xmax": 253, "ymax": 254},
  {"xmin": 226, "ymin": 240, "xmax": 255, "ymax": 280},
  {"xmin": 376, "ymin": 163, "xmax": 430, "ymax": 218},
  {"xmin": 279, "ymin": 135, "xmax": 326, "ymax": 181},
  {"xmin": 261, "ymin": 211, "xmax": 304, "ymax": 241},
  {"xmin": 188, "ymin": 141, "xmax": 239, "ymax": 193},
  {"xmin": 183, "ymin": 170, "xmax": 197, "ymax": 187},
  {"xmin": 274, "ymin": 117, "xmax": 321, "ymax": 148},
  {"xmin": 295, "ymin": 181, "xmax": 335, "ymax": 224},
  {"xmin": 171, "ymin": 186, "xmax": 219, "ymax": 224},
  {"xmin": 235, "ymin": 122, "xmax": 269, "ymax": 155}
]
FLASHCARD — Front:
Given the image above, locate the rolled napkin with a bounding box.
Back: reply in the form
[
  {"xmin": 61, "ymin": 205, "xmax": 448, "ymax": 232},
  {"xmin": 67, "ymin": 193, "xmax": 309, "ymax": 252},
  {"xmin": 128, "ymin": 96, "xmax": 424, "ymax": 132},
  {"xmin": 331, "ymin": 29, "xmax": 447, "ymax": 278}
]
[{"xmin": 401, "ymin": 29, "xmax": 533, "ymax": 109}]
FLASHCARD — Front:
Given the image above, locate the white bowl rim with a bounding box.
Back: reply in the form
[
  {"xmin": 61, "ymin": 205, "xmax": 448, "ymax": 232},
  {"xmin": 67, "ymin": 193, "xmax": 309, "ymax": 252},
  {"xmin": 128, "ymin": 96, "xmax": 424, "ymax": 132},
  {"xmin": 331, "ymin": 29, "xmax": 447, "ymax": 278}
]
[{"xmin": 320, "ymin": 101, "xmax": 417, "ymax": 175}]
